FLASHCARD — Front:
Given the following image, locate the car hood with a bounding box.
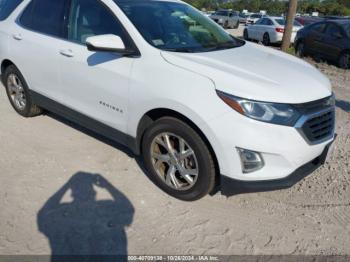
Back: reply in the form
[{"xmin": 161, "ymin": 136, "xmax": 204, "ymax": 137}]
[{"xmin": 161, "ymin": 42, "xmax": 332, "ymax": 104}]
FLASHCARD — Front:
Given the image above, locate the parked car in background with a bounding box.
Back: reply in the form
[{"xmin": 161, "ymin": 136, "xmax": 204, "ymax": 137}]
[
  {"xmin": 238, "ymin": 13, "xmax": 247, "ymax": 24},
  {"xmin": 244, "ymin": 17, "xmax": 303, "ymax": 45},
  {"xmin": 295, "ymin": 16, "xmax": 324, "ymax": 26},
  {"xmin": 210, "ymin": 9, "xmax": 240, "ymax": 29},
  {"xmin": 246, "ymin": 13, "xmax": 263, "ymax": 24},
  {"xmin": 323, "ymin": 15, "xmax": 350, "ymax": 20},
  {"xmin": 295, "ymin": 20, "xmax": 350, "ymax": 69}
]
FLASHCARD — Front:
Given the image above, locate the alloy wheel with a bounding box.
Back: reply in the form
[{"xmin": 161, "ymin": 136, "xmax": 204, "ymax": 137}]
[
  {"xmin": 150, "ymin": 132, "xmax": 199, "ymax": 191},
  {"xmin": 7, "ymin": 74, "xmax": 26, "ymax": 110},
  {"xmin": 263, "ymin": 33, "xmax": 270, "ymax": 46}
]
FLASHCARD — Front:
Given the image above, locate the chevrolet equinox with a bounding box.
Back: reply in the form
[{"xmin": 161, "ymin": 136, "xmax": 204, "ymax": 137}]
[{"xmin": 0, "ymin": 0, "xmax": 335, "ymax": 200}]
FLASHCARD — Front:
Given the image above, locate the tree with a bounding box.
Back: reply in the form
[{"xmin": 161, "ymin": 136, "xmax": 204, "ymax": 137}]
[{"xmin": 281, "ymin": 0, "xmax": 298, "ymax": 52}]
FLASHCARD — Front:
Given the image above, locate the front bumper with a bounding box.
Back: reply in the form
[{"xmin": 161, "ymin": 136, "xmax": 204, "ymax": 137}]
[
  {"xmin": 272, "ymin": 32, "xmax": 297, "ymax": 43},
  {"xmin": 201, "ymin": 104, "xmax": 335, "ymax": 183},
  {"xmin": 219, "ymin": 140, "xmax": 334, "ymax": 196}
]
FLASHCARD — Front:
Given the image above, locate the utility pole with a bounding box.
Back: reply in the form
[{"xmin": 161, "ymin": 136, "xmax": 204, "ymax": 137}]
[{"xmin": 281, "ymin": 0, "xmax": 298, "ymax": 52}]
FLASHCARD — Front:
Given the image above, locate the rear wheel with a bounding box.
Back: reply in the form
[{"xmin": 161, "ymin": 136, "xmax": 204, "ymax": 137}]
[
  {"xmin": 262, "ymin": 33, "xmax": 270, "ymax": 46},
  {"xmin": 338, "ymin": 52, "xmax": 350, "ymax": 69},
  {"xmin": 224, "ymin": 21, "xmax": 229, "ymax": 29},
  {"xmin": 142, "ymin": 117, "xmax": 216, "ymax": 201},
  {"xmin": 243, "ymin": 29, "xmax": 249, "ymax": 40},
  {"xmin": 3, "ymin": 65, "xmax": 42, "ymax": 117}
]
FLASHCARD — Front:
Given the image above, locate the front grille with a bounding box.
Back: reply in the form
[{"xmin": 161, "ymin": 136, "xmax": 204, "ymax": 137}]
[{"xmin": 298, "ymin": 109, "xmax": 335, "ymax": 144}]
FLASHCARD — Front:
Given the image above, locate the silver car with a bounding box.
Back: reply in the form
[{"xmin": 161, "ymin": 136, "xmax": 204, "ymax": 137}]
[
  {"xmin": 210, "ymin": 10, "xmax": 240, "ymax": 29},
  {"xmin": 244, "ymin": 16, "xmax": 303, "ymax": 45}
]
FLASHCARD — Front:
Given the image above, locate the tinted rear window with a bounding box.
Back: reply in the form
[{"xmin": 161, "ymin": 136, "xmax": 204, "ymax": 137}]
[
  {"xmin": 19, "ymin": 0, "xmax": 67, "ymax": 37},
  {"xmin": 0, "ymin": 0, "xmax": 23, "ymax": 21},
  {"xmin": 309, "ymin": 22, "xmax": 326, "ymax": 33}
]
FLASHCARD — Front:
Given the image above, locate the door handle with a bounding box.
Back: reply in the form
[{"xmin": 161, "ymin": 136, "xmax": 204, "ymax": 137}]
[
  {"xmin": 59, "ymin": 49, "xmax": 74, "ymax": 58},
  {"xmin": 13, "ymin": 34, "xmax": 23, "ymax": 41}
]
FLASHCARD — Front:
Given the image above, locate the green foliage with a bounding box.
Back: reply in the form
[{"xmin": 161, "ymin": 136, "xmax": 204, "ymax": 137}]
[{"xmin": 184, "ymin": 0, "xmax": 350, "ymax": 17}]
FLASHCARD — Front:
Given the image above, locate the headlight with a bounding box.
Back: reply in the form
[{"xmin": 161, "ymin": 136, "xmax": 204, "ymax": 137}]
[{"xmin": 216, "ymin": 90, "xmax": 301, "ymax": 126}]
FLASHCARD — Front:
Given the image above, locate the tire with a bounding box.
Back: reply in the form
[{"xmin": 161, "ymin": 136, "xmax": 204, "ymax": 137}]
[
  {"xmin": 338, "ymin": 52, "xmax": 350, "ymax": 69},
  {"xmin": 224, "ymin": 21, "xmax": 228, "ymax": 29},
  {"xmin": 295, "ymin": 41, "xmax": 305, "ymax": 58},
  {"xmin": 243, "ymin": 29, "xmax": 249, "ymax": 40},
  {"xmin": 142, "ymin": 117, "xmax": 216, "ymax": 201},
  {"xmin": 234, "ymin": 21, "xmax": 239, "ymax": 29},
  {"xmin": 3, "ymin": 65, "xmax": 42, "ymax": 117},
  {"xmin": 262, "ymin": 33, "xmax": 270, "ymax": 46}
]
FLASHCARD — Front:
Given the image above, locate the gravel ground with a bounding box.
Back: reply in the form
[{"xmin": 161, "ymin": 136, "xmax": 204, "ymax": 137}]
[{"xmin": 0, "ymin": 40, "xmax": 349, "ymax": 256}]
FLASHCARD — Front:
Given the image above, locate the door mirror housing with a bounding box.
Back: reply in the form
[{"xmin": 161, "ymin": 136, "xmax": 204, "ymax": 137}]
[{"xmin": 86, "ymin": 34, "xmax": 135, "ymax": 55}]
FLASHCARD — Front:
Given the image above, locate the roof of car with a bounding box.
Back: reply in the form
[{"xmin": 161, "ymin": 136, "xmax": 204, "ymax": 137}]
[
  {"xmin": 327, "ymin": 19, "xmax": 350, "ymax": 25},
  {"xmin": 268, "ymin": 16, "xmax": 284, "ymax": 20}
]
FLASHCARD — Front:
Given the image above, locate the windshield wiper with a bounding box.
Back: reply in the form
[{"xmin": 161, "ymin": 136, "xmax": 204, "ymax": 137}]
[
  {"xmin": 163, "ymin": 47, "xmax": 195, "ymax": 53},
  {"xmin": 205, "ymin": 41, "xmax": 237, "ymax": 51}
]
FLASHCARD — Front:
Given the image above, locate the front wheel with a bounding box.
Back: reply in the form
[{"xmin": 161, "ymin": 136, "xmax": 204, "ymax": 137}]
[{"xmin": 142, "ymin": 117, "xmax": 216, "ymax": 201}]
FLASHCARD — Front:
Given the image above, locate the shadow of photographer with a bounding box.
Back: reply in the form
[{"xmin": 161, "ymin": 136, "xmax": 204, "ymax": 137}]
[{"xmin": 37, "ymin": 172, "xmax": 134, "ymax": 262}]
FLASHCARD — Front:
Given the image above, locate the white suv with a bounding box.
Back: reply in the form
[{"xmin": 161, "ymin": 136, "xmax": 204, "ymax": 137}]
[{"xmin": 0, "ymin": 0, "xmax": 335, "ymax": 201}]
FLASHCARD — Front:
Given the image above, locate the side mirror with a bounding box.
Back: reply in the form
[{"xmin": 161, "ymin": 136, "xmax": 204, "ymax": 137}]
[{"xmin": 86, "ymin": 34, "xmax": 135, "ymax": 55}]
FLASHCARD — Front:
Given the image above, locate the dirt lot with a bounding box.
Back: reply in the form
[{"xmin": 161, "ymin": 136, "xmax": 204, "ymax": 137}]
[{"xmin": 0, "ymin": 37, "xmax": 349, "ymax": 256}]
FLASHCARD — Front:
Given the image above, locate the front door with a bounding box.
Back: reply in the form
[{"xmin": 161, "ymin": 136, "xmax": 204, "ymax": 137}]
[{"xmin": 58, "ymin": 0, "xmax": 136, "ymax": 133}]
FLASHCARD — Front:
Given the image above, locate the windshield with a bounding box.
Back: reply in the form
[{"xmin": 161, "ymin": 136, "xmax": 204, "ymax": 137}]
[
  {"xmin": 251, "ymin": 14, "xmax": 261, "ymax": 18},
  {"xmin": 275, "ymin": 19, "xmax": 302, "ymax": 27},
  {"xmin": 116, "ymin": 1, "xmax": 243, "ymax": 53},
  {"xmin": 215, "ymin": 10, "xmax": 229, "ymax": 16}
]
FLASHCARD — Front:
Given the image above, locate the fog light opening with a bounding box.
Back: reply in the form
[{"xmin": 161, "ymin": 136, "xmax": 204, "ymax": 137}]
[{"xmin": 237, "ymin": 148, "xmax": 265, "ymax": 174}]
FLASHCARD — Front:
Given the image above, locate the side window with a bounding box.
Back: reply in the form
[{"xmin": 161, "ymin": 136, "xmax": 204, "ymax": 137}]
[
  {"xmin": 310, "ymin": 23, "xmax": 326, "ymax": 33},
  {"xmin": 325, "ymin": 24, "xmax": 343, "ymax": 38},
  {"xmin": 255, "ymin": 19, "xmax": 262, "ymax": 25},
  {"xmin": 68, "ymin": 0, "xmax": 128, "ymax": 45},
  {"xmin": 20, "ymin": 0, "xmax": 67, "ymax": 37},
  {"xmin": 0, "ymin": 0, "xmax": 23, "ymax": 21},
  {"xmin": 260, "ymin": 18, "xmax": 268, "ymax": 25},
  {"xmin": 267, "ymin": 19, "xmax": 273, "ymax": 26}
]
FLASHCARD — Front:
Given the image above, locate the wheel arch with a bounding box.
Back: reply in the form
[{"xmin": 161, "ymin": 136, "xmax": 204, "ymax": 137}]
[
  {"xmin": 1, "ymin": 59, "xmax": 15, "ymax": 84},
  {"xmin": 136, "ymin": 108, "xmax": 221, "ymax": 189}
]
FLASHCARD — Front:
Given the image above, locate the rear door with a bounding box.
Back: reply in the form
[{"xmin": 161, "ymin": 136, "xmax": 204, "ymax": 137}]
[
  {"xmin": 256, "ymin": 18, "xmax": 270, "ymax": 41},
  {"xmin": 248, "ymin": 18, "xmax": 262, "ymax": 40},
  {"xmin": 320, "ymin": 23, "xmax": 345, "ymax": 61},
  {"xmin": 304, "ymin": 22, "xmax": 326, "ymax": 55},
  {"xmin": 9, "ymin": 0, "xmax": 68, "ymax": 100}
]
